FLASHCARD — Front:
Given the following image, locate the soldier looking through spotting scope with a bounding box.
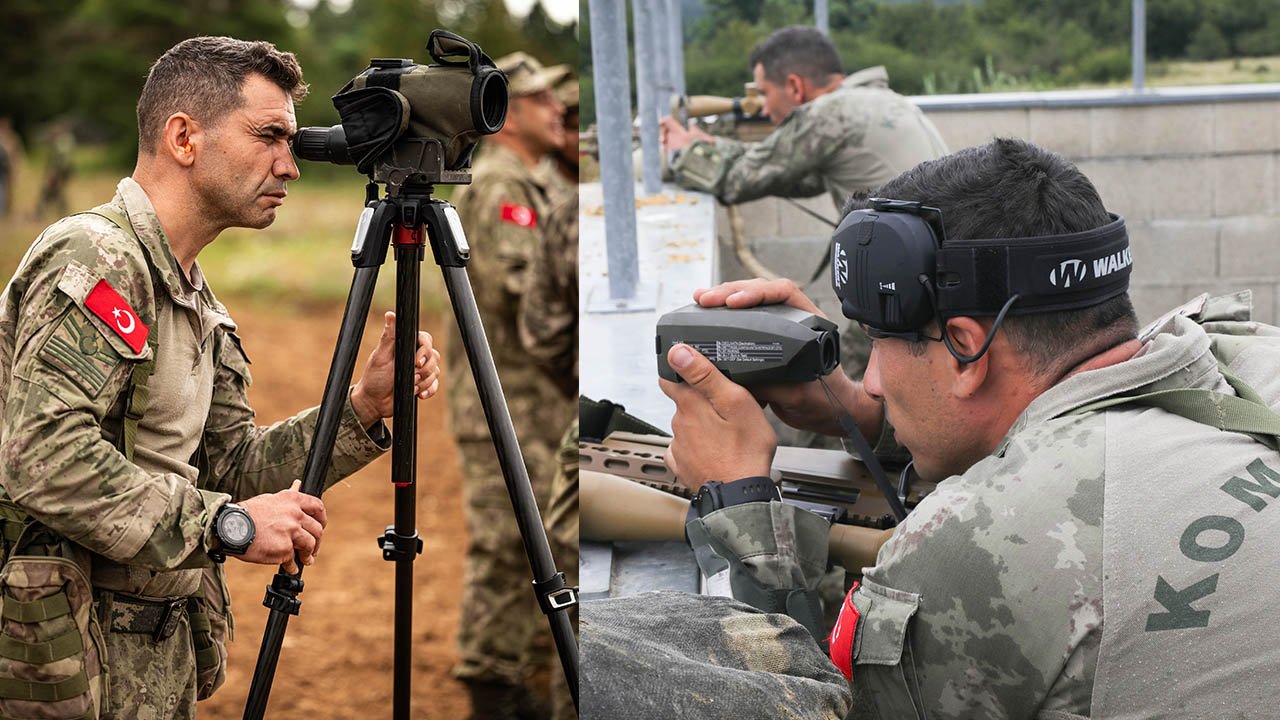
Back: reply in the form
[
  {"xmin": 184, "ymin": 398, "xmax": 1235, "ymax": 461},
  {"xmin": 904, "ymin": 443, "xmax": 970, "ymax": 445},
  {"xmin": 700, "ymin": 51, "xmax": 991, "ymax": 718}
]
[
  {"xmin": 0, "ymin": 36, "xmax": 440, "ymax": 718},
  {"xmin": 583, "ymin": 137, "xmax": 1280, "ymax": 719}
]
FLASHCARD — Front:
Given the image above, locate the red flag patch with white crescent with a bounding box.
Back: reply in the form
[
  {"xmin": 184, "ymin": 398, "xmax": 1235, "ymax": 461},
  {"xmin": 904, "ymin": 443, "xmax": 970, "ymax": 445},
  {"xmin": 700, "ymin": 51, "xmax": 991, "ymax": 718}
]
[
  {"xmin": 84, "ymin": 279, "xmax": 148, "ymax": 354},
  {"xmin": 500, "ymin": 202, "xmax": 538, "ymax": 228}
]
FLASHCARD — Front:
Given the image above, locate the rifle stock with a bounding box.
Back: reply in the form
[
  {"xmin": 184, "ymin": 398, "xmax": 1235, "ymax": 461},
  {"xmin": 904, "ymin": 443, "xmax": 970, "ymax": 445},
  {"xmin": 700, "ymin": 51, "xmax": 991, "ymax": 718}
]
[{"xmin": 579, "ymin": 432, "xmax": 934, "ymax": 573}]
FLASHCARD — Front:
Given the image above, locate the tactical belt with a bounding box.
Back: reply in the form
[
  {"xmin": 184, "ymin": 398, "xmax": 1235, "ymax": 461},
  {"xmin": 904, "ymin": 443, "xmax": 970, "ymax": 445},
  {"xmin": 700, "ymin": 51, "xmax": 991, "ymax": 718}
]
[{"xmin": 103, "ymin": 593, "xmax": 189, "ymax": 643}]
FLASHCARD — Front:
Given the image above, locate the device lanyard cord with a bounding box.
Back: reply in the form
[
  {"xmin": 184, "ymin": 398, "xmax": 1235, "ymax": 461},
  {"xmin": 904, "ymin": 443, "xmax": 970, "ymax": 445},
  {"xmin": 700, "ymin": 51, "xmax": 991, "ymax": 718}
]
[
  {"xmin": 924, "ymin": 278, "xmax": 1022, "ymax": 364},
  {"xmin": 817, "ymin": 376, "xmax": 910, "ymax": 522}
]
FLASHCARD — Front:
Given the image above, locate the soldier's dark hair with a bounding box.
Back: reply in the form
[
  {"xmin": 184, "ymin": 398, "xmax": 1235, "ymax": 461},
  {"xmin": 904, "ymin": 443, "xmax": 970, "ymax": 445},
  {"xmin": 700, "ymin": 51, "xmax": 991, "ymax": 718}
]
[
  {"xmin": 137, "ymin": 36, "xmax": 308, "ymax": 155},
  {"xmin": 749, "ymin": 26, "xmax": 844, "ymax": 86},
  {"xmin": 842, "ymin": 137, "xmax": 1139, "ymax": 378}
]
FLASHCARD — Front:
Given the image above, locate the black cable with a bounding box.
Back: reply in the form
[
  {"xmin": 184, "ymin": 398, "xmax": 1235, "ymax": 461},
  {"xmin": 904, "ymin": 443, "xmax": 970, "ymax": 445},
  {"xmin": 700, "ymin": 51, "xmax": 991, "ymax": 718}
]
[{"xmin": 817, "ymin": 377, "xmax": 909, "ymax": 522}]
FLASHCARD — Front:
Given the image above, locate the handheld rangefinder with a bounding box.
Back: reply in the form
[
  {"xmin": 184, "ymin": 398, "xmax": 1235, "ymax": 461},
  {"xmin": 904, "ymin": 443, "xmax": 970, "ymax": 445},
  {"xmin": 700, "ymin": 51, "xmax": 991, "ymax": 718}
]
[{"xmin": 656, "ymin": 304, "xmax": 840, "ymax": 386}]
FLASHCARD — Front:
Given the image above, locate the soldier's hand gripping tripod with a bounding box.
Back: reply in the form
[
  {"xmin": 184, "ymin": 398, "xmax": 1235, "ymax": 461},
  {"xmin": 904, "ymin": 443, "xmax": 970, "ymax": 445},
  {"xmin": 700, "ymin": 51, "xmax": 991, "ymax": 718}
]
[{"xmin": 240, "ymin": 180, "xmax": 579, "ymax": 719}]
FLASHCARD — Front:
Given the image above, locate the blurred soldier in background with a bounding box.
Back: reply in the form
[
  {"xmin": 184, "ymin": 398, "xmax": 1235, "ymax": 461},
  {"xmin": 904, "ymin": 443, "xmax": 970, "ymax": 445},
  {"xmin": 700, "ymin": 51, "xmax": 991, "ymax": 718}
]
[
  {"xmin": 446, "ymin": 50, "xmax": 575, "ymax": 720},
  {"xmin": 546, "ymin": 65, "xmax": 579, "ymax": 190},
  {"xmin": 519, "ymin": 193, "xmax": 579, "ymax": 720},
  {"xmin": 35, "ymin": 123, "xmax": 75, "ymax": 219}
]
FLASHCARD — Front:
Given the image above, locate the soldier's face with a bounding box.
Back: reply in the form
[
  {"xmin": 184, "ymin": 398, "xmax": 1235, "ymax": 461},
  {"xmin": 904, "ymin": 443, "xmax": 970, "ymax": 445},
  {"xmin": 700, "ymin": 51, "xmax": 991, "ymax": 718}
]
[
  {"xmin": 862, "ymin": 330, "xmax": 985, "ymax": 482},
  {"xmin": 194, "ymin": 73, "xmax": 299, "ymax": 230},
  {"xmin": 508, "ymin": 90, "xmax": 566, "ymax": 157},
  {"xmin": 753, "ymin": 63, "xmax": 799, "ymax": 125}
]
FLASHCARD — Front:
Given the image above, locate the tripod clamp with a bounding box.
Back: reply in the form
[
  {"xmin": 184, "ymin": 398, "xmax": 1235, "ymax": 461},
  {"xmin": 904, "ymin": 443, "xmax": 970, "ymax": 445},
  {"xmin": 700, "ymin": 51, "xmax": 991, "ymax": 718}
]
[
  {"xmin": 263, "ymin": 571, "xmax": 304, "ymax": 616},
  {"xmin": 532, "ymin": 572, "xmax": 579, "ymax": 615},
  {"xmin": 379, "ymin": 527, "xmax": 424, "ymax": 562}
]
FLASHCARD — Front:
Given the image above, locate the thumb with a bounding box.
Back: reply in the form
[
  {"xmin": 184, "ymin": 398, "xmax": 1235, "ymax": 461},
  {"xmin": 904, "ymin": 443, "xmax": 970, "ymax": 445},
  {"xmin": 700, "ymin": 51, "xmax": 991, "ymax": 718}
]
[
  {"xmin": 668, "ymin": 344, "xmax": 732, "ymax": 403},
  {"xmin": 378, "ymin": 312, "xmax": 396, "ymax": 346}
]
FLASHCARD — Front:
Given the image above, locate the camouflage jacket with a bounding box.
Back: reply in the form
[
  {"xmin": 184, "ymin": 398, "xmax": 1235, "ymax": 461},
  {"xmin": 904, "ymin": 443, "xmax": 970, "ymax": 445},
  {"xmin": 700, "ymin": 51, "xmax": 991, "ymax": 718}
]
[
  {"xmin": 0, "ymin": 178, "xmax": 389, "ymax": 598},
  {"xmin": 518, "ymin": 192, "xmax": 578, "ymax": 399},
  {"xmin": 446, "ymin": 143, "xmax": 574, "ymax": 443},
  {"xmin": 670, "ymin": 66, "xmax": 949, "ymax": 210},
  {"xmin": 693, "ymin": 292, "xmax": 1280, "ymax": 719}
]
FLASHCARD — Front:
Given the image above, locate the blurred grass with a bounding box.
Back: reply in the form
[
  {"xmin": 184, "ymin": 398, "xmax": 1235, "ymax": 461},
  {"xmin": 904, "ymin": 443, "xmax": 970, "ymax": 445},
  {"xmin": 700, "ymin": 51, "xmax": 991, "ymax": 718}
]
[{"xmin": 1, "ymin": 155, "xmax": 459, "ymax": 316}]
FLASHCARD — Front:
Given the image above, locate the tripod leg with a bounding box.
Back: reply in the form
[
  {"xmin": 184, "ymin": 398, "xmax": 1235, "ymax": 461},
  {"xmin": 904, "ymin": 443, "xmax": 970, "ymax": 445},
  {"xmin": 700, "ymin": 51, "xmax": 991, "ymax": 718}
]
[
  {"xmin": 387, "ymin": 237, "xmax": 426, "ymax": 720},
  {"xmin": 243, "ymin": 261, "xmax": 383, "ymax": 720},
  {"xmin": 438, "ymin": 264, "xmax": 580, "ymax": 709}
]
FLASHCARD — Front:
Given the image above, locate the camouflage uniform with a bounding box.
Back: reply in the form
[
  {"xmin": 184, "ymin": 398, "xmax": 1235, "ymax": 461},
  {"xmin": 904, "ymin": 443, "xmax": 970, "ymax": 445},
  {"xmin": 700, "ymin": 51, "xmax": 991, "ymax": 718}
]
[
  {"xmin": 673, "ymin": 67, "xmax": 949, "ymax": 428},
  {"xmin": 0, "ymin": 177, "xmax": 390, "ymax": 718},
  {"xmin": 446, "ymin": 139, "xmax": 575, "ymax": 694},
  {"xmin": 669, "ymin": 66, "xmax": 948, "ymax": 211},
  {"xmin": 519, "ymin": 194, "xmax": 579, "ymax": 720},
  {"xmin": 669, "ymin": 292, "xmax": 1280, "ymax": 719}
]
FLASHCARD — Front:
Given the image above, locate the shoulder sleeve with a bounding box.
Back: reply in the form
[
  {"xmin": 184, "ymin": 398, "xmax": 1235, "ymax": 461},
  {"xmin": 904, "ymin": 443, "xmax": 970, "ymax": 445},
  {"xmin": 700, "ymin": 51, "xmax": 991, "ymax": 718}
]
[
  {"xmin": 851, "ymin": 419, "xmax": 1104, "ymax": 718},
  {"xmin": 462, "ymin": 177, "xmax": 545, "ymax": 298},
  {"xmin": 0, "ymin": 218, "xmax": 227, "ymax": 569},
  {"xmin": 518, "ymin": 195, "xmax": 578, "ymax": 397}
]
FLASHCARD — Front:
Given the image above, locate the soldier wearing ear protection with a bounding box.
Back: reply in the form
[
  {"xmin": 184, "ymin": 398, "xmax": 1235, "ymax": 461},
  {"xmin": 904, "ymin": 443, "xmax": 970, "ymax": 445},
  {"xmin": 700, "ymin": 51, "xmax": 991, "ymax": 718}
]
[{"xmin": 588, "ymin": 137, "xmax": 1280, "ymax": 720}]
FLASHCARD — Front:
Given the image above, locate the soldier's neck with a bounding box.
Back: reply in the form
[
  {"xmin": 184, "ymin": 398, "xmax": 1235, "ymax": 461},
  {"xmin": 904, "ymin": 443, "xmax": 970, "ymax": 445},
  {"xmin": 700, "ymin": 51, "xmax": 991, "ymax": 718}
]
[{"xmin": 130, "ymin": 168, "xmax": 218, "ymax": 275}]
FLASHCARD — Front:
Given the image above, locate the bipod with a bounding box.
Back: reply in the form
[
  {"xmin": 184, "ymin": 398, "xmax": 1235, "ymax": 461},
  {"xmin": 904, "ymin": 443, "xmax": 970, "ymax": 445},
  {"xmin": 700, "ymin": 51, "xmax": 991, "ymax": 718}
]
[{"xmin": 241, "ymin": 182, "xmax": 579, "ymax": 719}]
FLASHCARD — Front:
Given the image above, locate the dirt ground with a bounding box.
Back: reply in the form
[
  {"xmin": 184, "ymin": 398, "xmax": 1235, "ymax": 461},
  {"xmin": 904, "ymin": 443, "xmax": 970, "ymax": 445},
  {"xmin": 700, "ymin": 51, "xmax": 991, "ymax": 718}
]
[{"xmin": 198, "ymin": 303, "xmax": 475, "ymax": 719}]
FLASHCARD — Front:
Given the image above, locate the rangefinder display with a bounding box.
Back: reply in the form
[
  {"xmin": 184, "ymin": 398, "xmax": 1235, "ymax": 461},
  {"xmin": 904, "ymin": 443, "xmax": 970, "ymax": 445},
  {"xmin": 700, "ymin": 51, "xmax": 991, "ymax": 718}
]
[
  {"xmin": 656, "ymin": 304, "xmax": 840, "ymax": 386},
  {"xmin": 292, "ymin": 29, "xmax": 508, "ymax": 185}
]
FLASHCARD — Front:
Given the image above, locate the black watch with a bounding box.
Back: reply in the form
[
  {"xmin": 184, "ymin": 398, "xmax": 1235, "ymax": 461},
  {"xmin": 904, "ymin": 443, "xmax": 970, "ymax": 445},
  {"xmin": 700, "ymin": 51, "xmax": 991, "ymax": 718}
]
[
  {"xmin": 687, "ymin": 476, "xmax": 781, "ymax": 523},
  {"xmin": 209, "ymin": 503, "xmax": 255, "ymax": 563}
]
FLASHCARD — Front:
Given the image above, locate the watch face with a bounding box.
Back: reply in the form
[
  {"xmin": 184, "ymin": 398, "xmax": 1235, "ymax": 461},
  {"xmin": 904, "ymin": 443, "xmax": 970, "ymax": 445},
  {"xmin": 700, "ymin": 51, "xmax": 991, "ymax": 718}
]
[{"xmin": 220, "ymin": 509, "xmax": 253, "ymax": 547}]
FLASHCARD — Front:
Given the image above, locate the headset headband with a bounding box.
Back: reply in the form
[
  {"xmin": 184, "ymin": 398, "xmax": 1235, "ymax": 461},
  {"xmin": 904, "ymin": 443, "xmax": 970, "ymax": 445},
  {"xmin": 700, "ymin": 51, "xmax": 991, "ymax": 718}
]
[
  {"xmin": 935, "ymin": 214, "xmax": 1130, "ymax": 317},
  {"xmin": 831, "ymin": 199, "xmax": 1132, "ymax": 352}
]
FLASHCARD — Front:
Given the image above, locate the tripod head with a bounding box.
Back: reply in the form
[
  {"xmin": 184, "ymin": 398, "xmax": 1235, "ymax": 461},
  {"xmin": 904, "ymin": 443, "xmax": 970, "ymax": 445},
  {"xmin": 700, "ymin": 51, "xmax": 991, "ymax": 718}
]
[{"xmin": 292, "ymin": 29, "xmax": 508, "ymax": 188}]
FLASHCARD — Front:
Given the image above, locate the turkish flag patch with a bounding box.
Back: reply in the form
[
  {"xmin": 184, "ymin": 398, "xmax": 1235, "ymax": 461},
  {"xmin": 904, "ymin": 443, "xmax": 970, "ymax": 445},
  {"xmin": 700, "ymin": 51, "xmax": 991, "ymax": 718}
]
[
  {"xmin": 84, "ymin": 279, "xmax": 148, "ymax": 354},
  {"xmin": 827, "ymin": 581, "xmax": 860, "ymax": 681},
  {"xmin": 500, "ymin": 202, "xmax": 537, "ymax": 228}
]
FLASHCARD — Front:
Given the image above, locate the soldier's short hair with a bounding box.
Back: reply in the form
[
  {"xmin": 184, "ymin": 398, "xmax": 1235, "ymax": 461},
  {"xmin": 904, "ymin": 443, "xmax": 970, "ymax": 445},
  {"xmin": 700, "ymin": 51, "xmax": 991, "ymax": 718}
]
[
  {"xmin": 842, "ymin": 138, "xmax": 1139, "ymax": 377},
  {"xmin": 749, "ymin": 26, "xmax": 844, "ymax": 86},
  {"xmin": 137, "ymin": 36, "xmax": 308, "ymax": 154}
]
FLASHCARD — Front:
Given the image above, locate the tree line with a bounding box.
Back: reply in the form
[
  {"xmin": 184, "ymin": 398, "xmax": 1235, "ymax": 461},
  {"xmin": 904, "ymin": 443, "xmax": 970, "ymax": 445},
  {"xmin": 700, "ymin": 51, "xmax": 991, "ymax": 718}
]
[
  {"xmin": 581, "ymin": 0, "xmax": 1280, "ymax": 126},
  {"xmin": 0, "ymin": 0, "xmax": 577, "ymax": 165}
]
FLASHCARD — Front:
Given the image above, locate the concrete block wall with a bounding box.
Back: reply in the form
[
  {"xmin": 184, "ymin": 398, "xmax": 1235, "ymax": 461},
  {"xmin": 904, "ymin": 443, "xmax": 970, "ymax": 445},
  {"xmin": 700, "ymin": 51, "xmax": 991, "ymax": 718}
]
[{"xmin": 718, "ymin": 86, "xmax": 1280, "ymax": 325}]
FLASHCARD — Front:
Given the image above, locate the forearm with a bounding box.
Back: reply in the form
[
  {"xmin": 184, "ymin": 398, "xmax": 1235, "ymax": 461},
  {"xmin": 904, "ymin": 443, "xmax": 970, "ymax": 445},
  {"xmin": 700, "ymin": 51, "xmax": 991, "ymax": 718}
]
[{"xmin": 202, "ymin": 392, "xmax": 390, "ymax": 500}]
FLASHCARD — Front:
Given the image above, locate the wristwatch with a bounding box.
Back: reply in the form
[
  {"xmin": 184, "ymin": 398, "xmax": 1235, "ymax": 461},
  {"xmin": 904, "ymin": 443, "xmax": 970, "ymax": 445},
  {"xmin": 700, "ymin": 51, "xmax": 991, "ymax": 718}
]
[
  {"xmin": 687, "ymin": 476, "xmax": 781, "ymax": 522},
  {"xmin": 209, "ymin": 503, "xmax": 255, "ymax": 563}
]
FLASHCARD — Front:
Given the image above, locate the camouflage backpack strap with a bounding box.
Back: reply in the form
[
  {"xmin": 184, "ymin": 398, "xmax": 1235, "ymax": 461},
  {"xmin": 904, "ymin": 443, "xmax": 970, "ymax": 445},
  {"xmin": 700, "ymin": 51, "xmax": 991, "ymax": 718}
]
[
  {"xmin": 76, "ymin": 207, "xmax": 160, "ymax": 463},
  {"xmin": 1068, "ymin": 362, "xmax": 1280, "ymax": 452}
]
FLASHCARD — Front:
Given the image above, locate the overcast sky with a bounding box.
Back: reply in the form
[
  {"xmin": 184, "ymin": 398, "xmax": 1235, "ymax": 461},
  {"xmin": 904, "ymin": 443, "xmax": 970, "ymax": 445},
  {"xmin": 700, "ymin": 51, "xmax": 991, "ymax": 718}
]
[{"xmin": 506, "ymin": 0, "xmax": 578, "ymax": 24}]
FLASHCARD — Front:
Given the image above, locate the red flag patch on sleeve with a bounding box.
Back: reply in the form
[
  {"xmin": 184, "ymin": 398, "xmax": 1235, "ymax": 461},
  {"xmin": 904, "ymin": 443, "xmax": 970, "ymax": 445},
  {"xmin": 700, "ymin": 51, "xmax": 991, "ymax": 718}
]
[
  {"xmin": 500, "ymin": 202, "xmax": 538, "ymax": 228},
  {"xmin": 827, "ymin": 581, "xmax": 860, "ymax": 681},
  {"xmin": 84, "ymin": 279, "xmax": 149, "ymax": 354}
]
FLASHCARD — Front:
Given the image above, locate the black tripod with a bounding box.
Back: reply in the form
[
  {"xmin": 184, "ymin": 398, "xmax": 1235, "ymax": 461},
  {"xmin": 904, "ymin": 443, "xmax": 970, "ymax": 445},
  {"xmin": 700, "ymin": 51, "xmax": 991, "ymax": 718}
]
[{"xmin": 242, "ymin": 181, "xmax": 579, "ymax": 719}]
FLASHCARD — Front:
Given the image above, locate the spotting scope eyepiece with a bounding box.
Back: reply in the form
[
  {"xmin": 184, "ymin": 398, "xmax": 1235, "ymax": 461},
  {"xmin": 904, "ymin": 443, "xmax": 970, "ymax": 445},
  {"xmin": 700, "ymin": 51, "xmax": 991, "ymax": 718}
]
[{"xmin": 293, "ymin": 125, "xmax": 353, "ymax": 165}]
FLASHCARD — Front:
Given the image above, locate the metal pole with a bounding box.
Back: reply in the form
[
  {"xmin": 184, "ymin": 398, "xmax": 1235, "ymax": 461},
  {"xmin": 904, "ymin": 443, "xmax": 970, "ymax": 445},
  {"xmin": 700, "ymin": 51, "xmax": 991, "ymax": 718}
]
[
  {"xmin": 815, "ymin": 0, "xmax": 829, "ymax": 36},
  {"xmin": 588, "ymin": 0, "xmax": 639, "ymax": 299},
  {"xmin": 1132, "ymin": 0, "xmax": 1145, "ymax": 91},
  {"xmin": 651, "ymin": 0, "xmax": 671, "ymax": 121},
  {"xmin": 631, "ymin": 0, "xmax": 663, "ymax": 195},
  {"xmin": 667, "ymin": 0, "xmax": 686, "ymax": 97}
]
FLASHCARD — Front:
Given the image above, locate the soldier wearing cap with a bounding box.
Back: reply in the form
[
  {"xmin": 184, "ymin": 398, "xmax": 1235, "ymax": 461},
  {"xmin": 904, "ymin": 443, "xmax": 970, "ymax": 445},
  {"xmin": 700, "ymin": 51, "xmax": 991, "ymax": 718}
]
[
  {"xmin": 538, "ymin": 64, "xmax": 579, "ymax": 199},
  {"xmin": 446, "ymin": 49, "xmax": 575, "ymax": 720}
]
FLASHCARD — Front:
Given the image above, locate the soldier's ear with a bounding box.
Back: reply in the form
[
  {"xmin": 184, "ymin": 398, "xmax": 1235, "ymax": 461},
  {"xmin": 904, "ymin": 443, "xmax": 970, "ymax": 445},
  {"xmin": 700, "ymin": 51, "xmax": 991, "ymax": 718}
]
[
  {"xmin": 162, "ymin": 113, "xmax": 200, "ymax": 167},
  {"xmin": 784, "ymin": 73, "xmax": 806, "ymax": 104}
]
